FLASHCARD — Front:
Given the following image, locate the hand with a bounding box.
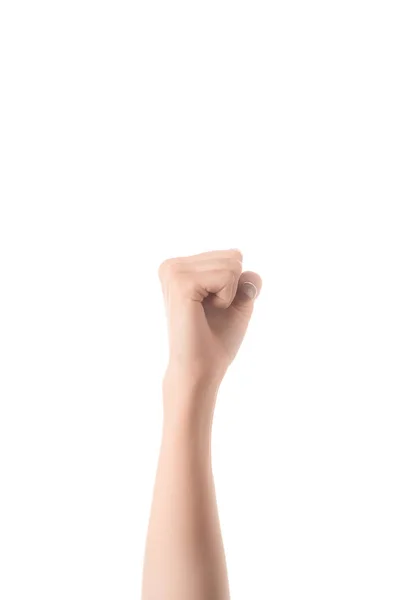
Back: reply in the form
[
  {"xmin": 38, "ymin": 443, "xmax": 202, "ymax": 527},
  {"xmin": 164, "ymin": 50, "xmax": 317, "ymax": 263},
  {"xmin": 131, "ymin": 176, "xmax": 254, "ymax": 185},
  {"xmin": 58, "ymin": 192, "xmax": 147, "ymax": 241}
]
[{"xmin": 158, "ymin": 249, "xmax": 262, "ymax": 398}]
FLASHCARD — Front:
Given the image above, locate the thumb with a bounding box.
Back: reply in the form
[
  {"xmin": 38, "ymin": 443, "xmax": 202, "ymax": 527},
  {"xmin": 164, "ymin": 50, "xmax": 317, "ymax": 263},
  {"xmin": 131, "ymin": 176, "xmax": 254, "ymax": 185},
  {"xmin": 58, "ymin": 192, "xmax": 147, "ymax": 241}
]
[{"xmin": 231, "ymin": 271, "xmax": 262, "ymax": 310}]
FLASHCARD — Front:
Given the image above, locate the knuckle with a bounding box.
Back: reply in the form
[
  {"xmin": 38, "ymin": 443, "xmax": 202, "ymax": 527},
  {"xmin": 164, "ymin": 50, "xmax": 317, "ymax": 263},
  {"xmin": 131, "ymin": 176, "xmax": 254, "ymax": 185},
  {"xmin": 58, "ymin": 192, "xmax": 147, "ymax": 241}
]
[
  {"xmin": 230, "ymin": 258, "xmax": 243, "ymax": 274},
  {"xmin": 230, "ymin": 249, "xmax": 243, "ymax": 261},
  {"xmin": 158, "ymin": 258, "xmax": 177, "ymax": 280},
  {"xmin": 168, "ymin": 262, "xmax": 181, "ymax": 278}
]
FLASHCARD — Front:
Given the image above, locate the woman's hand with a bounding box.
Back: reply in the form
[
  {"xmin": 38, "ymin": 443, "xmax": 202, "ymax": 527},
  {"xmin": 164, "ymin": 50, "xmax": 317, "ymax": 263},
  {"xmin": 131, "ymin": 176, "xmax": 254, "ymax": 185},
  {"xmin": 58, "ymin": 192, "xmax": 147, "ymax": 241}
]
[{"xmin": 158, "ymin": 248, "xmax": 262, "ymax": 415}]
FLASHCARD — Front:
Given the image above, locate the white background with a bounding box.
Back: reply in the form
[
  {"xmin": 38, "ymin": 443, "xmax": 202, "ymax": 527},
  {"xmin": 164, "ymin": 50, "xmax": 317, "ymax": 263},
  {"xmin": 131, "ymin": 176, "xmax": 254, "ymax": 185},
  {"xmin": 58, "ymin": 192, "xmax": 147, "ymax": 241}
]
[{"xmin": 1, "ymin": 1, "xmax": 399, "ymax": 598}]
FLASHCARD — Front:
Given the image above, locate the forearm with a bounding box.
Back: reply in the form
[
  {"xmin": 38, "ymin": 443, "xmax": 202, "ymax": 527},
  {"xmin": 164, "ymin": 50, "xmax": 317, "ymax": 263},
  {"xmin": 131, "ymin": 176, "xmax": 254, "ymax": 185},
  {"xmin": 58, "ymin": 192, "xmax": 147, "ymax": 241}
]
[{"xmin": 141, "ymin": 378, "xmax": 230, "ymax": 600}]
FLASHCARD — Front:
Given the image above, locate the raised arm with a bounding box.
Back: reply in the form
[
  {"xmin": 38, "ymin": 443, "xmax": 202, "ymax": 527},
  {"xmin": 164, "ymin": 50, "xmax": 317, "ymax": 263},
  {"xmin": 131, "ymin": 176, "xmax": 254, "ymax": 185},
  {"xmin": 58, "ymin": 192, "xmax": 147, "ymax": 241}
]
[{"xmin": 141, "ymin": 249, "xmax": 262, "ymax": 600}]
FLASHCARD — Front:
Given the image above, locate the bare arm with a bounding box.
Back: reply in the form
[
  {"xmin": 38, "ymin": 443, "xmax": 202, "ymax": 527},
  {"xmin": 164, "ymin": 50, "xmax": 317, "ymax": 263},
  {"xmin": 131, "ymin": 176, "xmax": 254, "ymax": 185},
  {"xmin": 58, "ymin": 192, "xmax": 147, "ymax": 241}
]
[
  {"xmin": 142, "ymin": 377, "xmax": 229, "ymax": 599},
  {"xmin": 141, "ymin": 249, "xmax": 262, "ymax": 600}
]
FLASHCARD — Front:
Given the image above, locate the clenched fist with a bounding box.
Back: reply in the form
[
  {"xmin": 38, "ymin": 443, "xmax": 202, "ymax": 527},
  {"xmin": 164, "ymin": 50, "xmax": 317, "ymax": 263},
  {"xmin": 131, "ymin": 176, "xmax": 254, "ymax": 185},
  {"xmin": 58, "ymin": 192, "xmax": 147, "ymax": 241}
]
[{"xmin": 158, "ymin": 249, "xmax": 262, "ymax": 402}]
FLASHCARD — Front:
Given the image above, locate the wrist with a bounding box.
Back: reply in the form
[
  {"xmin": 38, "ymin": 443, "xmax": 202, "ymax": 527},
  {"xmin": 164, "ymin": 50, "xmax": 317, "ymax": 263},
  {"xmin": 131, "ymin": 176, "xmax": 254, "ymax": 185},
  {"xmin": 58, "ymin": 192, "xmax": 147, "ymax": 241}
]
[
  {"xmin": 162, "ymin": 370, "xmax": 221, "ymax": 437},
  {"xmin": 163, "ymin": 361, "xmax": 224, "ymax": 393}
]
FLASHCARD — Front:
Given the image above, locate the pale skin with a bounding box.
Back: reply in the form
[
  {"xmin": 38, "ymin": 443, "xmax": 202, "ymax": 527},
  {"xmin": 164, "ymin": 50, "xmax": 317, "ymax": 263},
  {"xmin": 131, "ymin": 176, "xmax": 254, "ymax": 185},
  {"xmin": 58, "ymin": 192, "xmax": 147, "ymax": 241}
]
[{"xmin": 141, "ymin": 249, "xmax": 262, "ymax": 600}]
